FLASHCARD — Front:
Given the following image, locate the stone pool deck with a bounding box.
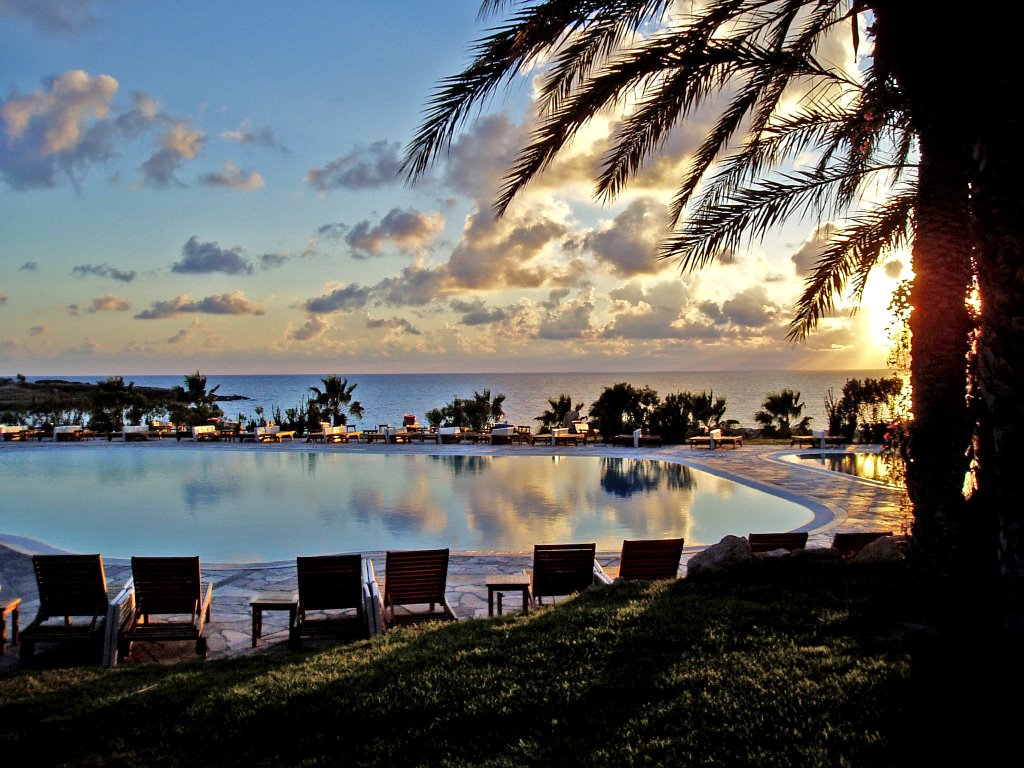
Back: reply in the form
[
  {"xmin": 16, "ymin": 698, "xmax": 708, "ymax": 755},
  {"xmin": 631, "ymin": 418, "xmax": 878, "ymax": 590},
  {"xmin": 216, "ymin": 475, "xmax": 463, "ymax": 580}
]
[{"xmin": 0, "ymin": 440, "xmax": 906, "ymax": 670}]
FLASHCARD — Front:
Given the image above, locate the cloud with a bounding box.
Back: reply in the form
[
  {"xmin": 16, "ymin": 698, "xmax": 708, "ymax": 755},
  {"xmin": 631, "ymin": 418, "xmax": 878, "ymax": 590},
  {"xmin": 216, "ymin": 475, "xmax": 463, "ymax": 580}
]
[
  {"xmin": 603, "ymin": 280, "xmax": 711, "ymax": 340},
  {"xmin": 140, "ymin": 121, "xmax": 204, "ymax": 187},
  {"xmin": 260, "ymin": 252, "xmax": 289, "ymax": 270},
  {"xmin": 289, "ymin": 315, "xmax": 330, "ymax": 342},
  {"xmin": 19, "ymin": 261, "xmax": 38, "ymax": 271},
  {"xmin": 0, "ymin": 293, "xmax": 7, "ymax": 304},
  {"xmin": 366, "ymin": 316, "xmax": 421, "ymax": 335},
  {"xmin": 345, "ymin": 207, "xmax": 444, "ymax": 257},
  {"xmin": 134, "ymin": 291, "xmax": 264, "ymax": 319},
  {"xmin": 450, "ymin": 299, "xmax": 507, "ymax": 326},
  {"xmin": 220, "ymin": 120, "xmax": 288, "ymax": 153},
  {"xmin": 719, "ymin": 286, "xmax": 780, "ymax": 328},
  {"xmin": 0, "ymin": 70, "xmax": 118, "ymax": 189},
  {"xmin": 884, "ymin": 259, "xmax": 904, "ymax": 279},
  {"xmin": 303, "ymin": 283, "xmax": 372, "ymax": 314},
  {"xmin": 29, "ymin": 324, "xmax": 50, "ymax": 336},
  {"xmin": 171, "ymin": 236, "xmax": 253, "ymax": 275},
  {"xmin": 305, "ymin": 140, "xmax": 402, "ymax": 191},
  {"xmin": 582, "ymin": 197, "xmax": 667, "ymax": 277},
  {"xmin": 88, "ymin": 294, "xmax": 131, "ymax": 312},
  {"xmin": 0, "ymin": 0, "xmax": 108, "ymax": 34},
  {"xmin": 199, "ymin": 160, "xmax": 265, "ymax": 190},
  {"xmin": 537, "ymin": 291, "xmax": 595, "ymax": 340},
  {"xmin": 791, "ymin": 224, "xmax": 836, "ymax": 276},
  {"xmin": 71, "ymin": 262, "xmax": 136, "ymax": 282}
]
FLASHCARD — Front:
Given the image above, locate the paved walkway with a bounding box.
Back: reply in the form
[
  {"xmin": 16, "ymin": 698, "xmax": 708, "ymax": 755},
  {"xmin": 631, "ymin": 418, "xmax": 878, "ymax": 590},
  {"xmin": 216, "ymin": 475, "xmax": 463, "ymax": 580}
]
[{"xmin": 0, "ymin": 440, "xmax": 906, "ymax": 670}]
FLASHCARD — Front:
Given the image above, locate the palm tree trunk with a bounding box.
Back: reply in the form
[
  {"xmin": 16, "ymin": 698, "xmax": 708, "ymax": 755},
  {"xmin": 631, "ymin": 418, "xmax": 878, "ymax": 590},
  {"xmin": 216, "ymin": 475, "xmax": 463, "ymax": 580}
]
[
  {"xmin": 871, "ymin": 3, "xmax": 974, "ymax": 582},
  {"xmin": 967, "ymin": 97, "xmax": 1024, "ymax": 630},
  {"xmin": 904, "ymin": 132, "xmax": 974, "ymax": 580}
]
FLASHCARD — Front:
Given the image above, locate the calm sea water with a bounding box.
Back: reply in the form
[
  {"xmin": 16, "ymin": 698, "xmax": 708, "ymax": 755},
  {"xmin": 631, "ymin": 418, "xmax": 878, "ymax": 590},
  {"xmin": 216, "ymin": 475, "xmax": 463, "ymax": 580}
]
[{"xmin": 27, "ymin": 370, "xmax": 893, "ymax": 432}]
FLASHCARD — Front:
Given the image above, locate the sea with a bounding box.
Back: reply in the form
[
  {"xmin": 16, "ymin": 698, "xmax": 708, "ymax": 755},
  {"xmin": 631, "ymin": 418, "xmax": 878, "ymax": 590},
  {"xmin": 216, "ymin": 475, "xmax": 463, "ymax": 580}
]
[{"xmin": 25, "ymin": 370, "xmax": 897, "ymax": 432}]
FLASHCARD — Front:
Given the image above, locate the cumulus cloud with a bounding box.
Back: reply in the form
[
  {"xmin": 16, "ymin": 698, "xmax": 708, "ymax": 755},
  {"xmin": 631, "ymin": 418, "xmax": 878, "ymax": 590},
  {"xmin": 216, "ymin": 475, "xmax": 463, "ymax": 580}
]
[
  {"xmin": 450, "ymin": 299, "xmax": 507, "ymax": 326},
  {"xmin": 305, "ymin": 140, "xmax": 402, "ymax": 191},
  {"xmin": 366, "ymin": 315, "xmax": 421, "ymax": 335},
  {"xmin": 220, "ymin": 120, "xmax": 288, "ymax": 153},
  {"xmin": 140, "ymin": 121, "xmax": 204, "ymax": 187},
  {"xmin": 582, "ymin": 197, "xmax": 667, "ymax": 277},
  {"xmin": 171, "ymin": 236, "xmax": 252, "ymax": 275},
  {"xmin": 791, "ymin": 224, "xmax": 836, "ymax": 276},
  {"xmin": 0, "ymin": 293, "xmax": 7, "ymax": 304},
  {"xmin": 0, "ymin": 71, "xmax": 203, "ymax": 190},
  {"xmin": 88, "ymin": 294, "xmax": 131, "ymax": 312},
  {"xmin": 134, "ymin": 291, "xmax": 264, "ymax": 319},
  {"xmin": 199, "ymin": 160, "xmax": 265, "ymax": 190},
  {"xmin": 0, "ymin": 0, "xmax": 108, "ymax": 34},
  {"xmin": 537, "ymin": 291, "xmax": 595, "ymax": 340},
  {"xmin": 345, "ymin": 207, "xmax": 444, "ymax": 257},
  {"xmin": 289, "ymin": 315, "xmax": 330, "ymax": 342},
  {"xmin": 260, "ymin": 252, "xmax": 289, "ymax": 270},
  {"xmin": 884, "ymin": 259, "xmax": 904, "ymax": 279},
  {"xmin": 303, "ymin": 283, "xmax": 372, "ymax": 314},
  {"xmin": 19, "ymin": 261, "xmax": 38, "ymax": 271},
  {"xmin": 719, "ymin": 286, "xmax": 780, "ymax": 328},
  {"xmin": 29, "ymin": 324, "xmax": 50, "ymax": 336},
  {"xmin": 603, "ymin": 280, "xmax": 715, "ymax": 340},
  {"xmin": 71, "ymin": 262, "xmax": 136, "ymax": 282}
]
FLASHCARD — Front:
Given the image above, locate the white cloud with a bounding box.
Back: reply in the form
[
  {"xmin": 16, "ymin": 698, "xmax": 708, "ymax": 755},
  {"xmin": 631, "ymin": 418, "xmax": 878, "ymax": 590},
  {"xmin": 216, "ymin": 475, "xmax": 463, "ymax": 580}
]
[{"xmin": 199, "ymin": 160, "xmax": 265, "ymax": 190}]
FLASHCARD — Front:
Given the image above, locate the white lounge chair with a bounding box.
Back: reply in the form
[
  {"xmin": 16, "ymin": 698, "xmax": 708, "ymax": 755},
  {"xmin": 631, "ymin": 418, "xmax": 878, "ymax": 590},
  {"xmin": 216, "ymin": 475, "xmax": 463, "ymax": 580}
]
[
  {"xmin": 192, "ymin": 425, "xmax": 218, "ymax": 441},
  {"xmin": 53, "ymin": 425, "xmax": 84, "ymax": 441}
]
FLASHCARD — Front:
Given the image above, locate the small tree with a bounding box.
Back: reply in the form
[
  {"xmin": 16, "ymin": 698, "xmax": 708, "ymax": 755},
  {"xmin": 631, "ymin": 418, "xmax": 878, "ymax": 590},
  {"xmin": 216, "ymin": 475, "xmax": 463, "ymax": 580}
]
[
  {"xmin": 755, "ymin": 389, "xmax": 810, "ymax": 438},
  {"xmin": 308, "ymin": 375, "xmax": 364, "ymax": 427},
  {"xmin": 535, "ymin": 394, "xmax": 583, "ymax": 434},
  {"xmin": 168, "ymin": 371, "xmax": 223, "ymax": 427},
  {"xmin": 589, "ymin": 383, "xmax": 659, "ymax": 442}
]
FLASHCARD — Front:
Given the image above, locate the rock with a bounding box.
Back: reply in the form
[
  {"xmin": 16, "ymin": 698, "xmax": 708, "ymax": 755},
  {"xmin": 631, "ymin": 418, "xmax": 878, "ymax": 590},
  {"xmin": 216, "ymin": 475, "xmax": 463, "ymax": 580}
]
[
  {"xmin": 852, "ymin": 535, "xmax": 905, "ymax": 564},
  {"xmin": 686, "ymin": 535, "xmax": 753, "ymax": 577}
]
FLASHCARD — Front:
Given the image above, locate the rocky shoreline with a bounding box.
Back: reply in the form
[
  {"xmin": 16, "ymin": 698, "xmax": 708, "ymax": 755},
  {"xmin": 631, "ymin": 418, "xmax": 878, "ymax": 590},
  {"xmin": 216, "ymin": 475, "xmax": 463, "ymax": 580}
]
[{"xmin": 0, "ymin": 377, "xmax": 248, "ymax": 412}]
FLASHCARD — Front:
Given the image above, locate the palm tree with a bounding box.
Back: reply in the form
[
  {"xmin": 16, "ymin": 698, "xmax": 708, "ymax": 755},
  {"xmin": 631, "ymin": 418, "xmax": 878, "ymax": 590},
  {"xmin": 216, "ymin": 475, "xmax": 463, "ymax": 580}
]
[
  {"xmin": 536, "ymin": 393, "xmax": 583, "ymax": 433},
  {"xmin": 754, "ymin": 389, "xmax": 809, "ymax": 439},
  {"xmin": 404, "ymin": 1, "xmax": 1024, "ymax": 613},
  {"xmin": 308, "ymin": 375, "xmax": 364, "ymax": 427}
]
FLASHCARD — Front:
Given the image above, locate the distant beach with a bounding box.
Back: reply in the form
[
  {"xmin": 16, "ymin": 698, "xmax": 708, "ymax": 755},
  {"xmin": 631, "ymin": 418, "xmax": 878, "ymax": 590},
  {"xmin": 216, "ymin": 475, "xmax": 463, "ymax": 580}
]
[{"xmin": 24, "ymin": 370, "xmax": 897, "ymax": 432}]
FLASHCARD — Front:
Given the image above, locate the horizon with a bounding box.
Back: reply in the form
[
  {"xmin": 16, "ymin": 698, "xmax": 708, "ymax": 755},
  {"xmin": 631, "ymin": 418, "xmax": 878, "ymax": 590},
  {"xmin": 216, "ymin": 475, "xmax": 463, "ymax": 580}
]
[{"xmin": 1, "ymin": 2, "xmax": 901, "ymax": 375}]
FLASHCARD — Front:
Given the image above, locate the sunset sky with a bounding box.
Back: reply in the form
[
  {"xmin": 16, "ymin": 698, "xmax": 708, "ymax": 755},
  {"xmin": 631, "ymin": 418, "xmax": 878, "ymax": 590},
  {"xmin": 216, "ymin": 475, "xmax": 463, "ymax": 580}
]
[{"xmin": 0, "ymin": 0, "xmax": 905, "ymax": 375}]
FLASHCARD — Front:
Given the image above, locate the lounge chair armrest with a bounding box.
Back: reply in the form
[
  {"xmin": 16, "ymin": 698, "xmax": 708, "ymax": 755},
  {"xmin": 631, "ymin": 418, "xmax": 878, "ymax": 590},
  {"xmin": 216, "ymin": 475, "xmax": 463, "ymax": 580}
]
[
  {"xmin": 593, "ymin": 561, "xmax": 613, "ymax": 585},
  {"xmin": 104, "ymin": 579, "xmax": 136, "ymax": 667},
  {"xmin": 363, "ymin": 558, "xmax": 383, "ymax": 635},
  {"xmin": 198, "ymin": 583, "xmax": 213, "ymax": 634}
]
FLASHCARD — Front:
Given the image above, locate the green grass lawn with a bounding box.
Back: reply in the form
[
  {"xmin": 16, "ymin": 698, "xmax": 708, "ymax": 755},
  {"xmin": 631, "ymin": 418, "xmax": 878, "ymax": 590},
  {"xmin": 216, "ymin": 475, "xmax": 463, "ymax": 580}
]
[{"xmin": 0, "ymin": 562, "xmax": 937, "ymax": 766}]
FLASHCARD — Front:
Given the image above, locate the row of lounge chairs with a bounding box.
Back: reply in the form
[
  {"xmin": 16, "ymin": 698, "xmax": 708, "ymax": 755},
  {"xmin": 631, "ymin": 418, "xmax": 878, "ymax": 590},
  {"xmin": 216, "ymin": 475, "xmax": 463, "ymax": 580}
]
[{"xmin": 5, "ymin": 531, "xmax": 892, "ymax": 665}]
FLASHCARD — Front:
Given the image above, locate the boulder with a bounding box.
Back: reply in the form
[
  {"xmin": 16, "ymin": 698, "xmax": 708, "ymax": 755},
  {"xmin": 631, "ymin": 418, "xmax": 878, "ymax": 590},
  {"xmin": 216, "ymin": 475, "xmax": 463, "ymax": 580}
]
[
  {"xmin": 686, "ymin": 535, "xmax": 753, "ymax": 577},
  {"xmin": 852, "ymin": 535, "xmax": 906, "ymax": 564}
]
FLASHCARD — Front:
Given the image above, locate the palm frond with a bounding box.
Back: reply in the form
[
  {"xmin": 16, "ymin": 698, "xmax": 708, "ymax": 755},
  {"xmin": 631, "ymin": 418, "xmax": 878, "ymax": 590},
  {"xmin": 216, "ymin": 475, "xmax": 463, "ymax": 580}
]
[{"xmin": 788, "ymin": 188, "xmax": 915, "ymax": 339}]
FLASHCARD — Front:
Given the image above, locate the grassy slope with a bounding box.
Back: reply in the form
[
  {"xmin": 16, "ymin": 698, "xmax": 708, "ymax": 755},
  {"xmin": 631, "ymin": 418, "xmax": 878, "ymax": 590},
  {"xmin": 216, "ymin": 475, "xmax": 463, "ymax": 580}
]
[{"xmin": 1, "ymin": 562, "xmax": 918, "ymax": 767}]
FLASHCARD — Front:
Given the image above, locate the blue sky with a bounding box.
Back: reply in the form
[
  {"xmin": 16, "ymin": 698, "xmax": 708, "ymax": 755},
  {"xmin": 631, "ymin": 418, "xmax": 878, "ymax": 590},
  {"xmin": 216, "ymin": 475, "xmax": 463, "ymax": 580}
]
[{"xmin": 0, "ymin": 1, "xmax": 903, "ymax": 375}]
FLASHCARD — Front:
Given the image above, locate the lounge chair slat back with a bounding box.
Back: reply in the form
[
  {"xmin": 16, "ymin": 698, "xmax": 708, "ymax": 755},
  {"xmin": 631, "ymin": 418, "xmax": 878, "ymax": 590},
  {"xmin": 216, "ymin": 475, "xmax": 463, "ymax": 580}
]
[
  {"xmin": 531, "ymin": 543, "xmax": 596, "ymax": 599},
  {"xmin": 384, "ymin": 549, "xmax": 450, "ymax": 607},
  {"xmin": 297, "ymin": 554, "xmax": 364, "ymax": 612},
  {"xmin": 831, "ymin": 531, "xmax": 893, "ymax": 557},
  {"xmin": 617, "ymin": 538, "xmax": 684, "ymax": 582},
  {"xmin": 748, "ymin": 532, "xmax": 808, "ymax": 553},
  {"xmin": 131, "ymin": 556, "xmax": 202, "ymax": 615},
  {"xmin": 32, "ymin": 554, "xmax": 108, "ymax": 619}
]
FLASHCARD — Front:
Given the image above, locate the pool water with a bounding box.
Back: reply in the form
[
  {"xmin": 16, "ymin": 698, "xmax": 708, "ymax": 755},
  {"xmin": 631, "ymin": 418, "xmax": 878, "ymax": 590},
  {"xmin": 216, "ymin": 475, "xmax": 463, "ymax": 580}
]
[
  {"xmin": 0, "ymin": 448, "xmax": 813, "ymax": 562},
  {"xmin": 786, "ymin": 451, "xmax": 899, "ymax": 485}
]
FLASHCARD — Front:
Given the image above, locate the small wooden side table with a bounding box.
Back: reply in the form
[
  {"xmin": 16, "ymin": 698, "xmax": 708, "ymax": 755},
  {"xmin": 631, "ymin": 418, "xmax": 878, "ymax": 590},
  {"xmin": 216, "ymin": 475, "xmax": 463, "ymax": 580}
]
[
  {"xmin": 2, "ymin": 597, "xmax": 21, "ymax": 656},
  {"xmin": 250, "ymin": 592, "xmax": 298, "ymax": 648},
  {"xmin": 486, "ymin": 572, "xmax": 531, "ymax": 617}
]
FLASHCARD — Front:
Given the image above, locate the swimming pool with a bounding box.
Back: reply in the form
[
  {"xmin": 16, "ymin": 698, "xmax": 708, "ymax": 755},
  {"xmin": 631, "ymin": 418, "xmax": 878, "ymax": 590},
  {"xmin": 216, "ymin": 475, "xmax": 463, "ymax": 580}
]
[{"xmin": 0, "ymin": 447, "xmax": 813, "ymax": 562}]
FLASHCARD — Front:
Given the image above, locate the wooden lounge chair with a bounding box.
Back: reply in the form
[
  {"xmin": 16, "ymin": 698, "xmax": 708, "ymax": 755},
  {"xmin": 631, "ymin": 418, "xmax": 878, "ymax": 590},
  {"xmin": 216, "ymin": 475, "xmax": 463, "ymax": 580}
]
[
  {"xmin": 614, "ymin": 538, "xmax": 685, "ymax": 582},
  {"xmin": 380, "ymin": 548, "xmax": 455, "ymax": 630},
  {"xmin": 2, "ymin": 587, "xmax": 20, "ymax": 655},
  {"xmin": 831, "ymin": 531, "xmax": 893, "ymax": 558},
  {"xmin": 20, "ymin": 554, "xmax": 110, "ymax": 663},
  {"xmin": 290, "ymin": 554, "xmax": 372, "ymax": 649},
  {"xmin": 748, "ymin": 532, "xmax": 808, "ymax": 553},
  {"xmin": 530, "ymin": 543, "xmax": 598, "ymax": 605},
  {"xmin": 119, "ymin": 556, "xmax": 213, "ymax": 660}
]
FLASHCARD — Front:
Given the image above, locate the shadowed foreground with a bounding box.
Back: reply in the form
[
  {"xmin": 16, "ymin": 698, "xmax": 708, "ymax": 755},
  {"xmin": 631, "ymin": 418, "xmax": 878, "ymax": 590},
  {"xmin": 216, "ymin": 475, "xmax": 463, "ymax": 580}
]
[{"xmin": 0, "ymin": 562, "xmax": 982, "ymax": 767}]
